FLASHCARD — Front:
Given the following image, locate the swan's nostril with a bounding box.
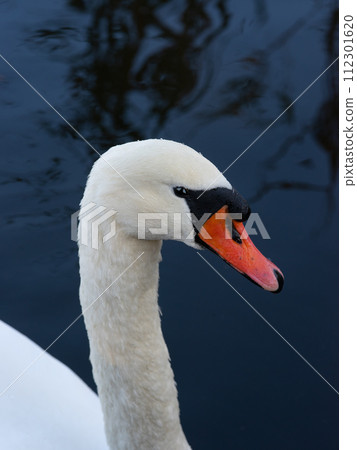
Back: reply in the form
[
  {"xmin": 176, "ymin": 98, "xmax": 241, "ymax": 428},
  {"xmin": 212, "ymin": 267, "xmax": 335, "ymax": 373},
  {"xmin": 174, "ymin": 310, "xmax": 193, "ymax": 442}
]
[
  {"xmin": 272, "ymin": 269, "xmax": 284, "ymax": 294},
  {"xmin": 231, "ymin": 226, "xmax": 242, "ymax": 244}
]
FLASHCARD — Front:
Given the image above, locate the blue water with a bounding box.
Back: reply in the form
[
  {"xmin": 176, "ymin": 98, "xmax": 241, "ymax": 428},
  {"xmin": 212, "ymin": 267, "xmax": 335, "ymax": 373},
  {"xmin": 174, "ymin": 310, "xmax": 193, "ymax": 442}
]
[{"xmin": 0, "ymin": 1, "xmax": 338, "ymax": 449}]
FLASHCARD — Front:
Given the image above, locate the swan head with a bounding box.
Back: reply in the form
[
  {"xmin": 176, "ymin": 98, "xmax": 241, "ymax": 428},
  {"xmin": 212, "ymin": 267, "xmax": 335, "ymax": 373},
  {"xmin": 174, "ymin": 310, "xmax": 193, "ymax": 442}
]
[{"xmin": 82, "ymin": 139, "xmax": 283, "ymax": 293}]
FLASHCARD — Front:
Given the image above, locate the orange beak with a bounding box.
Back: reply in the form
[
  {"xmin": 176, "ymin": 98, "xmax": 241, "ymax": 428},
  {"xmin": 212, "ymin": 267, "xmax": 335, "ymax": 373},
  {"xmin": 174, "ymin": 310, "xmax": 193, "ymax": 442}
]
[{"xmin": 197, "ymin": 206, "xmax": 284, "ymax": 293}]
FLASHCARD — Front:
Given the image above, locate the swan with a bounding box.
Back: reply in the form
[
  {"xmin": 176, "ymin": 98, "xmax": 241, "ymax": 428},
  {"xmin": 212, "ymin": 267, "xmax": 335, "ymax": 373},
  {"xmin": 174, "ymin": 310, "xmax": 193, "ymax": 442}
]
[{"xmin": 0, "ymin": 139, "xmax": 283, "ymax": 450}]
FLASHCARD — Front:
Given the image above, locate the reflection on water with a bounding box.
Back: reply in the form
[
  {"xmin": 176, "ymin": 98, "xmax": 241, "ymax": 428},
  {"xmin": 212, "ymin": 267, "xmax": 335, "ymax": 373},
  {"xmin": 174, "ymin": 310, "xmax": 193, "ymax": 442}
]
[
  {"xmin": 254, "ymin": 6, "xmax": 338, "ymax": 228},
  {"xmin": 313, "ymin": 7, "xmax": 338, "ymax": 178},
  {"xmin": 25, "ymin": 0, "xmax": 338, "ymax": 212},
  {"xmin": 35, "ymin": 0, "xmax": 230, "ymax": 148},
  {"xmin": 0, "ymin": 1, "xmax": 338, "ymax": 450},
  {"xmin": 264, "ymin": 7, "xmax": 338, "ymax": 181}
]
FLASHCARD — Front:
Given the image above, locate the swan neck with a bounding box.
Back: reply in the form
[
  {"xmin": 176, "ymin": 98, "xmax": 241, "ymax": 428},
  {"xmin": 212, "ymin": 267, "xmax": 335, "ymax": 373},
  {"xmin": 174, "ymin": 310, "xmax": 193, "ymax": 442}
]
[{"xmin": 79, "ymin": 233, "xmax": 190, "ymax": 450}]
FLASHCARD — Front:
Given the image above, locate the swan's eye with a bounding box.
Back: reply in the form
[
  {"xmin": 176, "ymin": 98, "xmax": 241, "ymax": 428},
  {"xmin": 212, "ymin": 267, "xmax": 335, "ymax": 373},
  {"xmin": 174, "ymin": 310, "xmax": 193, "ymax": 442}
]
[{"xmin": 173, "ymin": 186, "xmax": 189, "ymax": 198}]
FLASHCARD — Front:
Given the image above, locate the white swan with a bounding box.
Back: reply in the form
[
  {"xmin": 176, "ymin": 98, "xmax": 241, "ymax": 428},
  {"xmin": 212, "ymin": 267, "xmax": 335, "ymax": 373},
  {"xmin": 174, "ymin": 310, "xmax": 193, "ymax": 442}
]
[{"xmin": 0, "ymin": 139, "xmax": 283, "ymax": 450}]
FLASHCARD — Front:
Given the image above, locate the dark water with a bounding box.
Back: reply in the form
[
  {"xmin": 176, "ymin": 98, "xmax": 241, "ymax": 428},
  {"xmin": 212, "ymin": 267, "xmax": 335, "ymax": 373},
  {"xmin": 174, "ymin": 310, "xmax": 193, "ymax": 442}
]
[{"xmin": 0, "ymin": 1, "xmax": 338, "ymax": 449}]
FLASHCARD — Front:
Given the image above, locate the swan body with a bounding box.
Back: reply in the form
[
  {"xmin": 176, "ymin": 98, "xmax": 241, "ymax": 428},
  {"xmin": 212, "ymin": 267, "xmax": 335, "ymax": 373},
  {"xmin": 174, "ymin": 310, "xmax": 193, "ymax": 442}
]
[
  {"xmin": 0, "ymin": 320, "xmax": 107, "ymax": 449},
  {"xmin": 0, "ymin": 139, "xmax": 283, "ymax": 450}
]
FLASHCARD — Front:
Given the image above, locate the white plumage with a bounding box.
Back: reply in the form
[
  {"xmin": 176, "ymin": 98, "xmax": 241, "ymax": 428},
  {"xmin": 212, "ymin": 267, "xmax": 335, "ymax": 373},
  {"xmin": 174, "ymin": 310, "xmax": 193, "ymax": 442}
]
[{"xmin": 0, "ymin": 320, "xmax": 107, "ymax": 449}]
